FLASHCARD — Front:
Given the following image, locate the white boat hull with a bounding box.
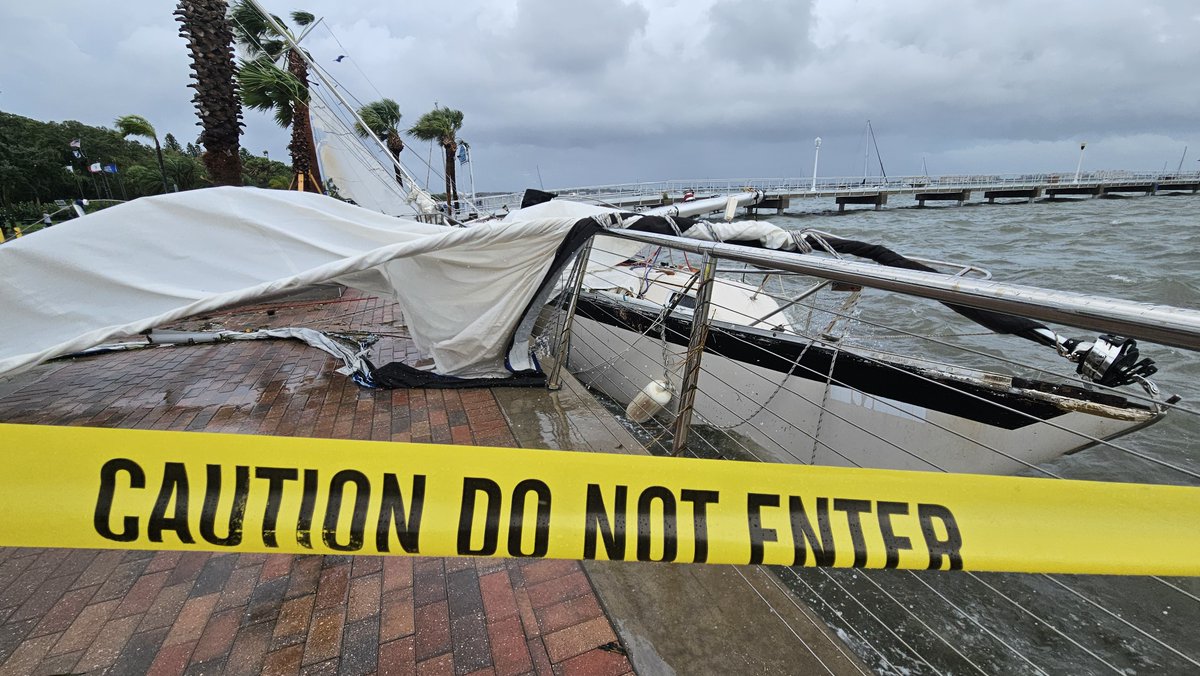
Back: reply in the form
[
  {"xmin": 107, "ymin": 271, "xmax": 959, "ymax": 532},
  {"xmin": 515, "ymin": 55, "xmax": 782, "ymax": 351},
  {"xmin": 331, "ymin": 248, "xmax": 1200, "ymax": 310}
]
[{"xmin": 566, "ymin": 300, "xmax": 1160, "ymax": 475}]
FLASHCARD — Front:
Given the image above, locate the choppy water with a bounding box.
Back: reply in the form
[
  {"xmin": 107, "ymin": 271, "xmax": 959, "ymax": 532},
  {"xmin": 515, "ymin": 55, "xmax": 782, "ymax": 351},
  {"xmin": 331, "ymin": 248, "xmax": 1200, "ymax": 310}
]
[{"xmin": 762, "ymin": 194, "xmax": 1200, "ymax": 675}]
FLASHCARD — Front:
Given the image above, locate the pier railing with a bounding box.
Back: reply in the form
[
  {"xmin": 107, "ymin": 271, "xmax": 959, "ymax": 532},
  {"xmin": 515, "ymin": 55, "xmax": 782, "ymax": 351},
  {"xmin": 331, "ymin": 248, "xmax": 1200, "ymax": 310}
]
[
  {"xmin": 603, "ymin": 229, "xmax": 1200, "ymax": 350},
  {"xmin": 474, "ymin": 170, "xmax": 1200, "ymax": 212},
  {"xmin": 539, "ymin": 226, "xmax": 1200, "ymax": 674}
]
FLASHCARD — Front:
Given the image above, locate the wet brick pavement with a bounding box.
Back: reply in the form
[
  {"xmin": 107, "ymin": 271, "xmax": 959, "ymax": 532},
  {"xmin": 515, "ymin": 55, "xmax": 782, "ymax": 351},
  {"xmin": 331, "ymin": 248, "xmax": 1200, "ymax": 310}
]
[{"xmin": 0, "ymin": 290, "xmax": 633, "ymax": 675}]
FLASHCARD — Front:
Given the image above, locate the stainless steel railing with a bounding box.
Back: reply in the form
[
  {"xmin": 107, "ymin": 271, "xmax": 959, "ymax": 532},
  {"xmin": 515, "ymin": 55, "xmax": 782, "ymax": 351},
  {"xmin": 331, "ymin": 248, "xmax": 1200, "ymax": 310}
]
[
  {"xmin": 603, "ymin": 229, "xmax": 1200, "ymax": 351},
  {"xmin": 474, "ymin": 170, "xmax": 1200, "ymax": 212},
  {"xmin": 537, "ymin": 230, "xmax": 1200, "ymax": 675}
]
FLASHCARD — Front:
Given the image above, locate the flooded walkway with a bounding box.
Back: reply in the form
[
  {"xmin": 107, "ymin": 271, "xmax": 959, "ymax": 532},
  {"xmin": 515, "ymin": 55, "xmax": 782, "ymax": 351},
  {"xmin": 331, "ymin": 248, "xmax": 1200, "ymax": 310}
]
[{"xmin": 0, "ymin": 287, "xmax": 862, "ymax": 674}]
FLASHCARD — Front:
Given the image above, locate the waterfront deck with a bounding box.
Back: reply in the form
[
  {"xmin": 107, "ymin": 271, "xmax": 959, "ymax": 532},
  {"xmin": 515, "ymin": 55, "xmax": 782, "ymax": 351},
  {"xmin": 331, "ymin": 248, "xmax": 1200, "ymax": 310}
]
[{"xmin": 0, "ymin": 289, "xmax": 863, "ymax": 674}]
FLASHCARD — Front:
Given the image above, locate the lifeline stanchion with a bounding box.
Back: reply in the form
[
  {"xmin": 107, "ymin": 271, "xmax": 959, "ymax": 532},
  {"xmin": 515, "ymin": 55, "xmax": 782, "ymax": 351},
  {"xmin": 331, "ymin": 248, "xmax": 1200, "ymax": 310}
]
[
  {"xmin": 547, "ymin": 238, "xmax": 593, "ymax": 391},
  {"xmin": 672, "ymin": 252, "xmax": 717, "ymax": 455}
]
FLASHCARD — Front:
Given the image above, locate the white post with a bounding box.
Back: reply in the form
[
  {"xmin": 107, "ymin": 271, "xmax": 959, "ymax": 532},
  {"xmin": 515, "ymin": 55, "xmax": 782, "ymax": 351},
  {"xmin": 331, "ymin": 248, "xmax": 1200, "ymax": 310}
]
[
  {"xmin": 811, "ymin": 137, "xmax": 822, "ymax": 192},
  {"xmin": 465, "ymin": 142, "xmax": 476, "ymax": 212},
  {"xmin": 863, "ymin": 121, "xmax": 871, "ymax": 180},
  {"xmin": 1074, "ymin": 141, "xmax": 1087, "ymax": 183}
]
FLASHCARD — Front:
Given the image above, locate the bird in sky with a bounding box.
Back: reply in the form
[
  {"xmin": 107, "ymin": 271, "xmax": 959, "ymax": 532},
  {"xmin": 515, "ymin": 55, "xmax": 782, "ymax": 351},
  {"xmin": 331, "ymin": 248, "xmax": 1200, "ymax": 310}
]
[{"xmin": 334, "ymin": 55, "xmax": 346, "ymax": 62}]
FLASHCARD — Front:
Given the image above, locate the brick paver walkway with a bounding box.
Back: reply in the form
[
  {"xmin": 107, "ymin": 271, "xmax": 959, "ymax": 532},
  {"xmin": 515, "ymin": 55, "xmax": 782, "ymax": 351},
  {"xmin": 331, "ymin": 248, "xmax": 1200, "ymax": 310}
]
[{"xmin": 0, "ymin": 290, "xmax": 633, "ymax": 675}]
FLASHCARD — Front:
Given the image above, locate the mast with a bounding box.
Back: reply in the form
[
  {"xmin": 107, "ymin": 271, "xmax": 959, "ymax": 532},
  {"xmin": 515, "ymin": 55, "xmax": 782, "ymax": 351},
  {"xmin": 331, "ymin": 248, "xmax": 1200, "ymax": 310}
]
[
  {"xmin": 868, "ymin": 121, "xmax": 887, "ymax": 180},
  {"xmin": 244, "ymin": 0, "xmax": 436, "ymax": 212},
  {"xmin": 863, "ymin": 120, "xmax": 871, "ymax": 180}
]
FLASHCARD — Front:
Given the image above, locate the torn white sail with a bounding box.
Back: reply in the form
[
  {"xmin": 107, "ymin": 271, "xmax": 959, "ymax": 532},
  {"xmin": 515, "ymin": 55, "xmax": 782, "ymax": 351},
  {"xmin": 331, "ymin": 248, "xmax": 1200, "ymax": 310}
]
[
  {"xmin": 0, "ymin": 187, "xmax": 583, "ymax": 379},
  {"xmin": 309, "ymin": 92, "xmax": 437, "ymax": 217}
]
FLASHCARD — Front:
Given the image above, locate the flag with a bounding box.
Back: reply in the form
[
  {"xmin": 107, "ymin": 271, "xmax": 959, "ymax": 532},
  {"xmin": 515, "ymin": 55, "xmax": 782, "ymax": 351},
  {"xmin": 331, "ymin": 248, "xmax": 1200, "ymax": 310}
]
[
  {"xmin": 72, "ymin": 150, "xmax": 82, "ymax": 159},
  {"xmin": 63, "ymin": 165, "xmax": 74, "ymax": 173},
  {"xmin": 69, "ymin": 139, "xmax": 81, "ymax": 148},
  {"xmin": 458, "ymin": 142, "xmax": 470, "ymax": 165},
  {"xmin": 88, "ymin": 163, "xmax": 102, "ymax": 173},
  {"xmin": 103, "ymin": 164, "xmax": 118, "ymax": 174}
]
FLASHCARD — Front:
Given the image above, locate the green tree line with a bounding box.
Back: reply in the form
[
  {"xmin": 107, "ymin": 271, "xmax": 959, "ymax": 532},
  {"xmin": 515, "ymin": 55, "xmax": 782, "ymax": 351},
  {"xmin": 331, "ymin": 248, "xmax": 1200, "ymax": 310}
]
[{"xmin": 0, "ymin": 110, "xmax": 292, "ymax": 223}]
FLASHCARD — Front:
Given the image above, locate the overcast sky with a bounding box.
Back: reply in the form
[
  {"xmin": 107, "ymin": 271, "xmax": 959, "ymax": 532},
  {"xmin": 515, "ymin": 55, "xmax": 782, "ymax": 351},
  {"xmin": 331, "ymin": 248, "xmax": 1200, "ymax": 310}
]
[{"xmin": 3, "ymin": 0, "xmax": 1198, "ymax": 190}]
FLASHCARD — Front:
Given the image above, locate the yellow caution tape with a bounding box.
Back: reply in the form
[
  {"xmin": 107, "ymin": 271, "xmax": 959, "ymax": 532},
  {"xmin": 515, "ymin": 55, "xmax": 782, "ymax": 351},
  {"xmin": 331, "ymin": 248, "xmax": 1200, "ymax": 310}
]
[{"xmin": 1, "ymin": 423, "xmax": 1197, "ymax": 576}]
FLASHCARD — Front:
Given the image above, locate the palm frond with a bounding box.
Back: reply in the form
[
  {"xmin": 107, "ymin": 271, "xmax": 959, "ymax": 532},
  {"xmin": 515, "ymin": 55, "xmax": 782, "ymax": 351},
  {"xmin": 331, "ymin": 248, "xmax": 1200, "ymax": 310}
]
[
  {"xmin": 356, "ymin": 98, "xmax": 401, "ymax": 138},
  {"xmin": 237, "ymin": 57, "xmax": 307, "ymax": 128},
  {"xmin": 354, "ymin": 110, "xmax": 379, "ymax": 138},
  {"xmin": 261, "ymin": 40, "xmax": 287, "ymax": 58},
  {"xmin": 114, "ymin": 114, "xmax": 157, "ymax": 142},
  {"xmin": 291, "ymin": 11, "xmax": 315, "ymax": 26},
  {"xmin": 229, "ymin": 1, "xmax": 299, "ymax": 60},
  {"xmin": 407, "ymin": 106, "xmax": 463, "ymax": 144},
  {"xmin": 229, "ymin": 1, "xmax": 272, "ymax": 54}
]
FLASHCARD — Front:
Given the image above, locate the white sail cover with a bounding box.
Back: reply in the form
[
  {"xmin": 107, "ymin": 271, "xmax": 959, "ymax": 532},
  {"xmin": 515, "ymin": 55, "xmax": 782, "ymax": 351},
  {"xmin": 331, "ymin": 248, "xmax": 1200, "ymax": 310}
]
[
  {"xmin": 0, "ymin": 188, "xmax": 584, "ymax": 379},
  {"xmin": 309, "ymin": 92, "xmax": 436, "ymax": 217},
  {"xmin": 503, "ymin": 198, "xmax": 793, "ymax": 293}
]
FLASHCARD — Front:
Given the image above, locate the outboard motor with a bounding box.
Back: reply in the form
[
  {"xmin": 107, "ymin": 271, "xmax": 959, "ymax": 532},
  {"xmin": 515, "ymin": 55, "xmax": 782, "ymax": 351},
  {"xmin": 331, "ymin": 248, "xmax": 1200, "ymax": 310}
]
[{"xmin": 1059, "ymin": 334, "xmax": 1158, "ymax": 388}]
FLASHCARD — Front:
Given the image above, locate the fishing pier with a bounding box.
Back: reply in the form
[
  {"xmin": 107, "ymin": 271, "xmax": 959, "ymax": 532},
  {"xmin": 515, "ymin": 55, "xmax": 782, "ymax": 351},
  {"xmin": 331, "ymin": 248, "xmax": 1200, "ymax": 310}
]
[{"xmin": 498, "ymin": 171, "xmax": 1200, "ymax": 215}]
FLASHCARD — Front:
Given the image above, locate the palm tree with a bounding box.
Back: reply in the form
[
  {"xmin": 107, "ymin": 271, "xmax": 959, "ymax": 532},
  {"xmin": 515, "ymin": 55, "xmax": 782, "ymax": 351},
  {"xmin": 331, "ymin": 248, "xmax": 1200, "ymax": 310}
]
[
  {"xmin": 355, "ymin": 98, "xmax": 404, "ymax": 186},
  {"xmin": 114, "ymin": 115, "xmax": 170, "ymax": 194},
  {"xmin": 408, "ymin": 106, "xmax": 464, "ymax": 209},
  {"xmin": 174, "ymin": 0, "xmax": 243, "ymax": 186},
  {"xmin": 230, "ymin": 1, "xmax": 322, "ymax": 193}
]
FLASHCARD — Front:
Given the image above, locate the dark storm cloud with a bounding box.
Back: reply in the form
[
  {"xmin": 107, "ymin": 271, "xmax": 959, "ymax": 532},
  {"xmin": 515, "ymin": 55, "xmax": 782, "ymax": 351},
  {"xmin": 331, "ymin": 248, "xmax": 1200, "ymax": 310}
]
[
  {"xmin": 3, "ymin": 0, "xmax": 1197, "ymax": 189},
  {"xmin": 508, "ymin": 0, "xmax": 650, "ymax": 75},
  {"xmin": 706, "ymin": 0, "xmax": 814, "ymax": 70}
]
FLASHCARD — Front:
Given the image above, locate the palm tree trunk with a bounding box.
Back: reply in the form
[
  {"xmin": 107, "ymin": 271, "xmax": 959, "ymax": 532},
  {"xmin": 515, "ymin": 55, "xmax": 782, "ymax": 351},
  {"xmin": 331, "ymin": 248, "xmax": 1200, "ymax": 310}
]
[
  {"xmin": 442, "ymin": 144, "xmax": 455, "ymax": 211},
  {"xmin": 447, "ymin": 141, "xmax": 460, "ymax": 211},
  {"xmin": 175, "ymin": 0, "xmax": 244, "ymax": 187},
  {"xmin": 288, "ymin": 49, "xmax": 322, "ymax": 193},
  {"xmin": 387, "ymin": 133, "xmax": 404, "ymax": 187},
  {"xmin": 153, "ymin": 137, "xmax": 170, "ymax": 193}
]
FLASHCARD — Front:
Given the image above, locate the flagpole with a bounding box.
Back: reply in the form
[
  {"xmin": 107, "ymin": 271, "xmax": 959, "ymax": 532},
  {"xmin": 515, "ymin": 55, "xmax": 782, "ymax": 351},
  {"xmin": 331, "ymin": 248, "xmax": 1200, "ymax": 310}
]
[
  {"xmin": 113, "ymin": 166, "xmax": 128, "ymax": 200},
  {"xmin": 70, "ymin": 168, "xmax": 84, "ymax": 200},
  {"xmin": 75, "ymin": 142, "xmax": 100, "ymax": 200},
  {"xmin": 97, "ymin": 166, "xmax": 112, "ymax": 199},
  {"xmin": 464, "ymin": 142, "xmax": 476, "ymax": 214},
  {"xmin": 66, "ymin": 140, "xmax": 86, "ymax": 201}
]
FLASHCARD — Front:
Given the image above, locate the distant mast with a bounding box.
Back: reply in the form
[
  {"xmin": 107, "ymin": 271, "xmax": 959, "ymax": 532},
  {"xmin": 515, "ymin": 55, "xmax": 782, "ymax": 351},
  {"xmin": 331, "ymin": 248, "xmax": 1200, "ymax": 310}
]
[{"xmin": 863, "ymin": 120, "xmax": 871, "ymax": 180}]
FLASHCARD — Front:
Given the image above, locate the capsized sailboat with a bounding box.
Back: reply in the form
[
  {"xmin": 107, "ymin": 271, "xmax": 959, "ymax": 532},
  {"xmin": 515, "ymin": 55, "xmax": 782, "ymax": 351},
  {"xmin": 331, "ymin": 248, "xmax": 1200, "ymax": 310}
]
[
  {"xmin": 498, "ymin": 194, "xmax": 1172, "ymax": 474},
  {"xmin": 0, "ymin": 186, "xmax": 1178, "ymax": 475}
]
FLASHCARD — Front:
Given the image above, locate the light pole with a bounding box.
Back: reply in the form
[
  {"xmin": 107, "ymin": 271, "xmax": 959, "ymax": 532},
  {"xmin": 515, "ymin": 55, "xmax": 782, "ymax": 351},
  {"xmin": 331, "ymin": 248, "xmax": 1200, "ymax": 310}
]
[
  {"xmin": 811, "ymin": 137, "xmax": 822, "ymax": 192},
  {"xmin": 1073, "ymin": 141, "xmax": 1087, "ymax": 183}
]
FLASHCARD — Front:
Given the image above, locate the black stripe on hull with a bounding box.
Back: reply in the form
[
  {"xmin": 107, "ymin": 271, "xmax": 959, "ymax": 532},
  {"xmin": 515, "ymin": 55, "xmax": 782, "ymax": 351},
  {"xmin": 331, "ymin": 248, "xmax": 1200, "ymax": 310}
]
[{"xmin": 572, "ymin": 294, "xmax": 1150, "ymax": 431}]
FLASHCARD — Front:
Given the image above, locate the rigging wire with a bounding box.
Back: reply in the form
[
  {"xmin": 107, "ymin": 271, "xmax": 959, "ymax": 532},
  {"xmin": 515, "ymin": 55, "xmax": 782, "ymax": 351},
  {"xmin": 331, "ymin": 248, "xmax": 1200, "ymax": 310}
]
[
  {"xmin": 716, "ymin": 276, "xmax": 1200, "ymax": 480},
  {"xmin": 1038, "ymin": 574, "xmax": 1200, "ymax": 669},
  {"xmin": 807, "ymin": 568, "xmax": 944, "ymax": 675},
  {"xmin": 568, "ymin": 285, "xmax": 1190, "ymax": 672},
  {"xmin": 846, "ymin": 570, "xmax": 991, "ymax": 675},
  {"xmin": 563, "ymin": 247, "xmax": 1200, "ymax": 673},
  {"xmin": 754, "ymin": 568, "xmax": 876, "ymax": 675},
  {"xmin": 316, "ymin": 23, "xmax": 387, "ymax": 102},
  {"xmin": 728, "ymin": 566, "xmax": 840, "ymax": 676},
  {"xmin": 781, "ymin": 567, "xmax": 901, "ymax": 671},
  {"xmin": 966, "ymin": 574, "xmax": 1127, "ymax": 674}
]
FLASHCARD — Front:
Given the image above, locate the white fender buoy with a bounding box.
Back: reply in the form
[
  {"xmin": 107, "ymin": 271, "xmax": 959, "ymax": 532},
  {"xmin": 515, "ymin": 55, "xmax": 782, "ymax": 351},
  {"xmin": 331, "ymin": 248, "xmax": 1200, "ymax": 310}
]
[
  {"xmin": 625, "ymin": 380, "xmax": 673, "ymax": 423},
  {"xmin": 724, "ymin": 195, "xmax": 739, "ymax": 222}
]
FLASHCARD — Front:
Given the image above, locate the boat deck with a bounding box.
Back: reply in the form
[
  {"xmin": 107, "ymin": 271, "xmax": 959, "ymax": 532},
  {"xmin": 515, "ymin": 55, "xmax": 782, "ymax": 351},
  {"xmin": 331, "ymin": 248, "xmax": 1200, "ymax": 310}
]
[{"xmin": 0, "ymin": 288, "xmax": 862, "ymax": 675}]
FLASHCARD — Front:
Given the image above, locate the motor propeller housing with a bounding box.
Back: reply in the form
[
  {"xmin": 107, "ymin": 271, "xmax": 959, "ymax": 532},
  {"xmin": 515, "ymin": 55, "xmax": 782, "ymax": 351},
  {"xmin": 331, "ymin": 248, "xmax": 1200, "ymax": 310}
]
[{"xmin": 1063, "ymin": 334, "xmax": 1158, "ymax": 388}]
